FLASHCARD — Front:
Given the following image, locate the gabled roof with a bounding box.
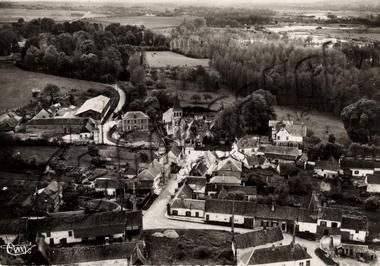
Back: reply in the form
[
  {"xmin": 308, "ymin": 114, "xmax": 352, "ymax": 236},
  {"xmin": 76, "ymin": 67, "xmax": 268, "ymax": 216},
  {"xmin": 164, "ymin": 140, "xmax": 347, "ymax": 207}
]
[
  {"xmin": 169, "ymin": 145, "xmax": 182, "ymax": 157},
  {"xmin": 297, "ymin": 209, "xmax": 318, "ymax": 223},
  {"xmin": 342, "ymin": 215, "xmax": 368, "ymax": 231},
  {"xmin": 209, "ymin": 175, "xmax": 241, "ymax": 184},
  {"xmin": 216, "ymin": 158, "xmax": 242, "ymax": 172},
  {"xmin": 190, "ymin": 161, "xmax": 208, "ymax": 176},
  {"xmin": 254, "ymin": 204, "xmax": 301, "ymax": 221},
  {"xmin": 315, "ymin": 157, "xmax": 340, "ymax": 172},
  {"xmin": 367, "ymin": 172, "xmax": 380, "ymax": 184},
  {"xmin": 33, "ymin": 109, "xmax": 51, "ymax": 120},
  {"xmin": 176, "ymin": 183, "xmax": 194, "ymax": 199},
  {"xmin": 249, "ymin": 244, "xmax": 311, "ymax": 265},
  {"xmin": 276, "ymin": 124, "xmax": 306, "ymax": 137},
  {"xmin": 123, "ymin": 111, "xmax": 149, "ymax": 120},
  {"xmin": 260, "ymin": 145, "xmax": 300, "ymax": 160},
  {"xmin": 205, "ymin": 199, "xmax": 256, "ymax": 217},
  {"xmin": 76, "ymin": 95, "xmax": 110, "ymax": 115},
  {"xmin": 318, "ymin": 207, "xmax": 342, "ymax": 222},
  {"xmin": 170, "ymin": 198, "xmax": 205, "ymax": 210},
  {"xmin": 234, "ymin": 227, "xmax": 283, "ymax": 250}
]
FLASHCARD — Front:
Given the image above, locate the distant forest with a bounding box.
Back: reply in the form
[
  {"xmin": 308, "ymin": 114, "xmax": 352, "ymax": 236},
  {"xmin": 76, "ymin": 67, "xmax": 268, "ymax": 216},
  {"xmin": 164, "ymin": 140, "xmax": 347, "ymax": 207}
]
[{"xmin": 0, "ymin": 18, "xmax": 169, "ymax": 82}]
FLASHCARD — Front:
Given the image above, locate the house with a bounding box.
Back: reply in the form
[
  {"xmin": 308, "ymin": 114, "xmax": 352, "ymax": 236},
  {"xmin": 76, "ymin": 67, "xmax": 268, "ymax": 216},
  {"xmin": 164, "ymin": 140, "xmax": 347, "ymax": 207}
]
[
  {"xmin": 137, "ymin": 159, "xmax": 163, "ymax": 194},
  {"xmin": 314, "ymin": 157, "xmax": 340, "ymax": 179},
  {"xmin": 189, "ymin": 160, "xmax": 208, "ymax": 176},
  {"xmin": 0, "ymin": 218, "xmax": 27, "ymax": 244},
  {"xmin": 79, "ymin": 123, "xmax": 94, "ymax": 140},
  {"xmin": 168, "ymin": 198, "xmax": 205, "ymax": 218},
  {"xmin": 28, "ymin": 211, "xmax": 129, "ymax": 245},
  {"xmin": 254, "ymin": 204, "xmax": 301, "ymax": 232},
  {"xmin": 245, "ymin": 168, "xmax": 284, "ymax": 190},
  {"xmin": 296, "ymin": 209, "xmax": 319, "ymax": 234},
  {"xmin": 217, "ymin": 186, "xmax": 257, "ymax": 201},
  {"xmin": 75, "ymin": 95, "xmax": 111, "ymax": 121},
  {"xmin": 94, "ymin": 178, "xmax": 119, "ymax": 199},
  {"xmin": 366, "ymin": 172, "xmax": 380, "ymax": 193},
  {"xmin": 178, "ymin": 176, "xmax": 206, "ymax": 199},
  {"xmin": 162, "ymin": 98, "xmax": 182, "ymax": 136},
  {"xmin": 119, "ymin": 111, "xmax": 149, "ymax": 132},
  {"xmin": 207, "ymin": 175, "xmax": 241, "ymax": 195},
  {"xmin": 26, "ymin": 117, "xmax": 95, "ymax": 135},
  {"xmin": 260, "ymin": 145, "xmax": 301, "ymax": 164},
  {"xmin": 247, "ymin": 243, "xmax": 312, "ymax": 266},
  {"xmin": 316, "ymin": 207, "xmax": 342, "ymax": 237},
  {"xmin": 337, "ymin": 242, "xmax": 377, "ymax": 262},
  {"xmin": 341, "ymin": 215, "xmax": 368, "ymax": 243},
  {"xmin": 166, "ymin": 145, "xmax": 182, "ymax": 164},
  {"xmin": 204, "ymin": 199, "xmax": 256, "ymax": 228},
  {"xmin": 32, "ymin": 109, "xmax": 51, "ymax": 120},
  {"xmin": 340, "ymin": 157, "xmax": 380, "ymax": 178},
  {"xmin": 214, "ymin": 157, "xmax": 243, "ymax": 178},
  {"xmin": 175, "ymin": 183, "xmax": 194, "ymax": 199},
  {"xmin": 35, "ymin": 180, "xmax": 64, "ymax": 213},
  {"xmin": 246, "ymin": 154, "xmax": 268, "ymax": 169},
  {"xmin": 271, "ymin": 122, "xmax": 306, "ymax": 147},
  {"xmin": 234, "ymin": 227, "xmax": 284, "ymax": 265}
]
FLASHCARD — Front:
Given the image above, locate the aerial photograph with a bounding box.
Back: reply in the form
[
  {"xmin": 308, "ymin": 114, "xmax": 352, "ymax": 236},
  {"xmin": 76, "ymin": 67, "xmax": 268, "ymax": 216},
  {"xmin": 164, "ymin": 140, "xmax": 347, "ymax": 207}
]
[{"xmin": 0, "ymin": 0, "xmax": 379, "ymax": 265}]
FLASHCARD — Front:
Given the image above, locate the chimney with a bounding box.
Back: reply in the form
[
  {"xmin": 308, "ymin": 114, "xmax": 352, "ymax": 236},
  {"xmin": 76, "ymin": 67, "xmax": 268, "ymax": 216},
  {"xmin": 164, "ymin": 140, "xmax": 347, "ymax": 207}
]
[{"xmin": 271, "ymin": 202, "xmax": 275, "ymax": 212}]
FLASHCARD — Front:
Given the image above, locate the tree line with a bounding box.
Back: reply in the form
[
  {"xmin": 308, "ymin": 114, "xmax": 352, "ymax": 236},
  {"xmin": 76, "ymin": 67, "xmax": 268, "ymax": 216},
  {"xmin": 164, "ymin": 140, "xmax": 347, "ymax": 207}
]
[{"xmin": 0, "ymin": 18, "xmax": 169, "ymax": 82}]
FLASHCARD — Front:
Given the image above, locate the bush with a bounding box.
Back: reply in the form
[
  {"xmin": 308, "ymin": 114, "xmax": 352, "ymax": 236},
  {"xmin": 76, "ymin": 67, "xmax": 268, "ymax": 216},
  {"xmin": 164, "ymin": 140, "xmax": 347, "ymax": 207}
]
[
  {"xmin": 365, "ymin": 196, "xmax": 380, "ymax": 211},
  {"xmin": 192, "ymin": 246, "xmax": 211, "ymax": 259}
]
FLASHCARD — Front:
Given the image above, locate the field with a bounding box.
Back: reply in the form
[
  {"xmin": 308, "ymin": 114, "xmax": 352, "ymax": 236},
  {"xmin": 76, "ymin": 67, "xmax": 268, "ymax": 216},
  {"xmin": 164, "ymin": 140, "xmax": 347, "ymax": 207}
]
[
  {"xmin": 91, "ymin": 15, "xmax": 198, "ymax": 29},
  {"xmin": 0, "ymin": 66, "xmax": 111, "ymax": 111},
  {"xmin": 145, "ymin": 51, "xmax": 209, "ymax": 68},
  {"xmin": 274, "ymin": 105, "xmax": 349, "ymax": 144}
]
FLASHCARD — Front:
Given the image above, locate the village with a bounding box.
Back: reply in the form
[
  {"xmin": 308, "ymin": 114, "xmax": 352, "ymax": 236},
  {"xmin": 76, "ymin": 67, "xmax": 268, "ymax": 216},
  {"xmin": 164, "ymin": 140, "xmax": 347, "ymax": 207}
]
[{"xmin": 0, "ymin": 1, "xmax": 380, "ymax": 265}]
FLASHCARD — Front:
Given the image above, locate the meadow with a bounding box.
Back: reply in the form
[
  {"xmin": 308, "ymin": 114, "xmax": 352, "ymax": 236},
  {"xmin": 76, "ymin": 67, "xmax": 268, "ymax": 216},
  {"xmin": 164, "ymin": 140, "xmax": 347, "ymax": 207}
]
[{"xmin": 145, "ymin": 51, "xmax": 209, "ymax": 68}]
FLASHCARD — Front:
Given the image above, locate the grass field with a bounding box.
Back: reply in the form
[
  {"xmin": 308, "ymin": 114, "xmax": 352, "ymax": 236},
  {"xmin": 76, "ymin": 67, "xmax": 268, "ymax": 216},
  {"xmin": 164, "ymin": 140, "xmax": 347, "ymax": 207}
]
[
  {"xmin": 0, "ymin": 66, "xmax": 111, "ymax": 111},
  {"xmin": 146, "ymin": 51, "xmax": 209, "ymax": 68},
  {"xmin": 274, "ymin": 105, "xmax": 349, "ymax": 144}
]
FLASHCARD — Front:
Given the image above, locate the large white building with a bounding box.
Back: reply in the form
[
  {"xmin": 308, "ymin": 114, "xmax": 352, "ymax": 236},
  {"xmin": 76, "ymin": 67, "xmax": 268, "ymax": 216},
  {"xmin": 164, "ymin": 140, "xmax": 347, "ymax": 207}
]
[
  {"xmin": 119, "ymin": 111, "xmax": 149, "ymax": 132},
  {"xmin": 162, "ymin": 97, "xmax": 182, "ymax": 136}
]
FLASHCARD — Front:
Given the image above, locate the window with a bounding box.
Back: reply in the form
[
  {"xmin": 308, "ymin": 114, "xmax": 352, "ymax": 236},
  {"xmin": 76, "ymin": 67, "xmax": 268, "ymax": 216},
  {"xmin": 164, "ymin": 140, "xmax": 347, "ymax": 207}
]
[
  {"xmin": 320, "ymin": 221, "xmax": 327, "ymax": 227},
  {"xmin": 185, "ymin": 211, "xmax": 191, "ymax": 217},
  {"xmin": 354, "ymin": 170, "xmax": 359, "ymax": 174},
  {"xmin": 68, "ymin": 231, "xmax": 73, "ymax": 237},
  {"xmin": 299, "ymin": 262, "xmax": 304, "ymax": 266},
  {"xmin": 306, "ymin": 260, "xmax": 311, "ymax": 266},
  {"xmin": 47, "ymin": 232, "xmax": 51, "ymax": 237},
  {"xmin": 277, "ymin": 136, "xmax": 280, "ymax": 140},
  {"xmin": 331, "ymin": 222, "xmax": 338, "ymax": 228},
  {"xmin": 172, "ymin": 210, "xmax": 178, "ymax": 215},
  {"xmin": 195, "ymin": 212, "xmax": 199, "ymax": 217}
]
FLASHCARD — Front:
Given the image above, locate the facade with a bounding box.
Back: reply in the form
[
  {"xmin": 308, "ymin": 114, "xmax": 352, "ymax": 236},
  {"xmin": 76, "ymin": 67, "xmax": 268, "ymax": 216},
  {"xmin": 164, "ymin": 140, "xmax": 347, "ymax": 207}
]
[
  {"xmin": 340, "ymin": 215, "xmax": 368, "ymax": 242},
  {"xmin": 269, "ymin": 120, "xmax": 306, "ymax": 147},
  {"xmin": 260, "ymin": 145, "xmax": 301, "ymax": 164},
  {"xmin": 119, "ymin": 111, "xmax": 149, "ymax": 132},
  {"xmin": 75, "ymin": 95, "xmax": 111, "ymax": 121},
  {"xmin": 254, "ymin": 204, "xmax": 301, "ymax": 232},
  {"xmin": 314, "ymin": 157, "xmax": 340, "ymax": 179},
  {"xmin": 25, "ymin": 117, "xmax": 95, "ymax": 135},
  {"xmin": 162, "ymin": 105, "xmax": 182, "ymax": 136},
  {"xmin": 366, "ymin": 172, "xmax": 380, "ymax": 193},
  {"xmin": 168, "ymin": 198, "xmax": 205, "ymax": 218},
  {"xmin": 94, "ymin": 178, "xmax": 119, "ymax": 199}
]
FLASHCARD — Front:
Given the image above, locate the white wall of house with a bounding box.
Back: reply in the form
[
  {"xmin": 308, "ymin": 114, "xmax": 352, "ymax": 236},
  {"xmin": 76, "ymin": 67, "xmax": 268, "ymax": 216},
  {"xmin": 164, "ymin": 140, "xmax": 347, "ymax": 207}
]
[
  {"xmin": 247, "ymin": 258, "xmax": 311, "ymax": 266},
  {"xmin": 95, "ymin": 188, "xmax": 116, "ymax": 197},
  {"xmin": 205, "ymin": 212, "xmax": 247, "ymax": 225},
  {"xmin": 297, "ymin": 221, "xmax": 318, "ymax": 234},
  {"xmin": 340, "ymin": 228, "xmax": 367, "ymax": 243},
  {"xmin": 41, "ymin": 231, "xmax": 81, "ymax": 245},
  {"xmin": 366, "ymin": 183, "xmax": 380, "ymax": 193},
  {"xmin": 315, "ymin": 169, "xmax": 338, "ymax": 178},
  {"xmin": 317, "ymin": 219, "xmax": 341, "ymax": 228},
  {"xmin": 351, "ymin": 169, "xmax": 374, "ymax": 177},
  {"xmin": 171, "ymin": 208, "xmax": 204, "ymax": 217},
  {"xmin": 274, "ymin": 128, "xmax": 303, "ymax": 144}
]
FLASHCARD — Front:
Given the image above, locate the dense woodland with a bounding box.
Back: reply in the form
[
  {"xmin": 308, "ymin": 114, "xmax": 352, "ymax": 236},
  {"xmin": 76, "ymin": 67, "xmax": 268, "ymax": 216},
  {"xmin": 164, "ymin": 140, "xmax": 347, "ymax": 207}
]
[{"xmin": 0, "ymin": 18, "xmax": 169, "ymax": 82}]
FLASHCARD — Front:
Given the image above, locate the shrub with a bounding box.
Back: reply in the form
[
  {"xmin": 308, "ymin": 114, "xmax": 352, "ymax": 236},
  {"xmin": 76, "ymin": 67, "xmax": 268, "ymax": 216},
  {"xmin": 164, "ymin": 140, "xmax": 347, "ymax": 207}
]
[
  {"xmin": 192, "ymin": 246, "xmax": 211, "ymax": 259},
  {"xmin": 365, "ymin": 196, "xmax": 380, "ymax": 211}
]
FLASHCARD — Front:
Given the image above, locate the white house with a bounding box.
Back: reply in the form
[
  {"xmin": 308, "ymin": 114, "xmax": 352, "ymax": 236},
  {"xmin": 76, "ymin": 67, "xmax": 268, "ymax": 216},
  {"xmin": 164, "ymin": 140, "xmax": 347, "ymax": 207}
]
[
  {"xmin": 169, "ymin": 198, "xmax": 205, "ymax": 218},
  {"xmin": 162, "ymin": 100, "xmax": 182, "ymax": 136},
  {"xmin": 269, "ymin": 120, "xmax": 306, "ymax": 147},
  {"xmin": 341, "ymin": 215, "xmax": 368, "ymax": 243},
  {"xmin": 340, "ymin": 157, "xmax": 380, "ymax": 178},
  {"xmin": 94, "ymin": 178, "xmax": 119, "ymax": 199},
  {"xmin": 296, "ymin": 209, "xmax": 318, "ymax": 234},
  {"xmin": 119, "ymin": 111, "xmax": 149, "ymax": 132},
  {"xmin": 246, "ymin": 243, "xmax": 312, "ymax": 266},
  {"xmin": 366, "ymin": 172, "xmax": 380, "ymax": 193},
  {"xmin": 314, "ymin": 157, "xmax": 340, "ymax": 179}
]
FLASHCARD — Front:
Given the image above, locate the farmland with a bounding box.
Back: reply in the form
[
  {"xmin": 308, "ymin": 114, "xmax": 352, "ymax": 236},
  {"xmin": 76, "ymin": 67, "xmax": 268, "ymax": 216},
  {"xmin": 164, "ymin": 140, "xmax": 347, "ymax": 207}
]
[
  {"xmin": 0, "ymin": 66, "xmax": 111, "ymax": 111},
  {"xmin": 145, "ymin": 51, "xmax": 209, "ymax": 68}
]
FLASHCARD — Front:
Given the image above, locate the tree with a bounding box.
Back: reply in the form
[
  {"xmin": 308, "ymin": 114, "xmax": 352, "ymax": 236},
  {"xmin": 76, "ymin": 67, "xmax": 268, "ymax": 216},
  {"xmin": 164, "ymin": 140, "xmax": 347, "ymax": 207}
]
[
  {"xmin": 79, "ymin": 39, "xmax": 96, "ymax": 54},
  {"xmin": 365, "ymin": 196, "xmax": 380, "ymax": 211},
  {"xmin": 130, "ymin": 65, "xmax": 145, "ymax": 85},
  {"xmin": 42, "ymin": 45, "xmax": 58, "ymax": 72},
  {"xmin": 328, "ymin": 134, "xmax": 336, "ymax": 144},
  {"xmin": 341, "ymin": 98, "xmax": 380, "ymax": 143},
  {"xmin": 203, "ymin": 93, "xmax": 213, "ymax": 103},
  {"xmin": 43, "ymin": 84, "xmax": 60, "ymax": 105},
  {"xmin": 190, "ymin": 94, "xmax": 201, "ymax": 103}
]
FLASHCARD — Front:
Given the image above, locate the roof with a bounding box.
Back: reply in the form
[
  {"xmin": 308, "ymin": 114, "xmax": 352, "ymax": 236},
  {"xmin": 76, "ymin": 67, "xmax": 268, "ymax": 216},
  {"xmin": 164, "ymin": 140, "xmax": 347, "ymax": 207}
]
[
  {"xmin": 190, "ymin": 161, "xmax": 208, "ymax": 176},
  {"xmin": 28, "ymin": 211, "xmax": 128, "ymax": 237},
  {"xmin": 173, "ymin": 94, "xmax": 181, "ymax": 110},
  {"xmin": 297, "ymin": 209, "xmax": 318, "ymax": 223},
  {"xmin": 254, "ymin": 204, "xmax": 301, "ymax": 221},
  {"xmin": 315, "ymin": 157, "xmax": 340, "ymax": 172},
  {"xmin": 318, "ymin": 207, "xmax": 342, "ymax": 222},
  {"xmin": 247, "ymin": 154, "xmax": 267, "ymax": 168},
  {"xmin": 276, "ymin": 123, "xmax": 306, "ymax": 137},
  {"xmin": 367, "ymin": 172, "xmax": 380, "ymax": 184},
  {"xmin": 269, "ymin": 120, "xmax": 293, "ymax": 127},
  {"xmin": 75, "ymin": 95, "xmax": 110, "ymax": 115},
  {"xmin": 169, "ymin": 145, "xmax": 182, "ymax": 157},
  {"xmin": 237, "ymin": 135, "xmax": 260, "ymax": 149},
  {"xmin": 216, "ymin": 158, "xmax": 242, "ymax": 172},
  {"xmin": 342, "ymin": 215, "xmax": 368, "ymax": 231},
  {"xmin": 249, "ymin": 244, "xmax": 311, "ymax": 265},
  {"xmin": 209, "ymin": 175, "xmax": 241, "ymax": 184},
  {"xmin": 234, "ymin": 227, "xmax": 283, "ymax": 249},
  {"xmin": 260, "ymin": 145, "xmax": 300, "ymax": 160},
  {"xmin": 95, "ymin": 178, "xmax": 119, "ymax": 189},
  {"xmin": 170, "ymin": 198, "xmax": 205, "ymax": 210},
  {"xmin": 123, "ymin": 111, "xmax": 149, "ymax": 120},
  {"xmin": 176, "ymin": 183, "xmax": 194, "ymax": 199},
  {"xmin": 26, "ymin": 117, "xmax": 90, "ymax": 126},
  {"xmin": 32, "ymin": 109, "xmax": 51, "ymax": 120},
  {"xmin": 340, "ymin": 157, "xmax": 380, "ymax": 169},
  {"xmin": 205, "ymin": 199, "xmax": 256, "ymax": 217},
  {"xmin": 218, "ymin": 186, "xmax": 257, "ymax": 199}
]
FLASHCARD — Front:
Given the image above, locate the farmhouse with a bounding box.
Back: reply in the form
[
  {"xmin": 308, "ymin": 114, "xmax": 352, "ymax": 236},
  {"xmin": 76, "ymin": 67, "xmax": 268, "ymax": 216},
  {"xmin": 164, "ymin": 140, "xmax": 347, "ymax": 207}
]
[
  {"xmin": 247, "ymin": 243, "xmax": 312, "ymax": 266},
  {"xmin": 207, "ymin": 175, "xmax": 241, "ymax": 195},
  {"xmin": 168, "ymin": 198, "xmax": 205, "ymax": 218},
  {"xmin": 260, "ymin": 145, "xmax": 301, "ymax": 164},
  {"xmin": 119, "ymin": 111, "xmax": 149, "ymax": 132},
  {"xmin": 270, "ymin": 120, "xmax": 307, "ymax": 147},
  {"xmin": 178, "ymin": 176, "xmax": 206, "ymax": 199},
  {"xmin": 204, "ymin": 199, "xmax": 256, "ymax": 228},
  {"xmin": 26, "ymin": 117, "xmax": 96, "ymax": 135},
  {"xmin": 341, "ymin": 215, "xmax": 368, "ymax": 243},
  {"xmin": 314, "ymin": 156, "xmax": 340, "ymax": 179},
  {"xmin": 316, "ymin": 207, "xmax": 342, "ymax": 237},
  {"xmin": 365, "ymin": 172, "xmax": 380, "ymax": 193},
  {"xmin": 75, "ymin": 95, "xmax": 111, "ymax": 121},
  {"xmin": 28, "ymin": 211, "xmax": 129, "ymax": 245},
  {"xmin": 254, "ymin": 204, "xmax": 301, "ymax": 232}
]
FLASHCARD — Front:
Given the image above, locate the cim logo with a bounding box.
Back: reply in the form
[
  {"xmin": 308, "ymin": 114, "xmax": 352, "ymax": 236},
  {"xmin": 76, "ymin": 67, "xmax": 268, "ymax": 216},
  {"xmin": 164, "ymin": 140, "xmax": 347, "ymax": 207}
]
[{"xmin": 2, "ymin": 243, "xmax": 36, "ymax": 256}]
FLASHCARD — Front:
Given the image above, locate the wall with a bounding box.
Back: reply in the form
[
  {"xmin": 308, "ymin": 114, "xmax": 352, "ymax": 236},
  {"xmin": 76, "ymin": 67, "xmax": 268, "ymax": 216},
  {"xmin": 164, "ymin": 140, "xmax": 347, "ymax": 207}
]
[
  {"xmin": 341, "ymin": 229, "xmax": 367, "ymax": 242},
  {"xmin": 315, "ymin": 169, "xmax": 338, "ymax": 178},
  {"xmin": 297, "ymin": 221, "xmax": 318, "ymax": 234},
  {"xmin": 171, "ymin": 208, "xmax": 204, "ymax": 218},
  {"xmin": 247, "ymin": 259, "xmax": 311, "ymax": 266},
  {"xmin": 317, "ymin": 219, "xmax": 341, "ymax": 228},
  {"xmin": 351, "ymin": 168, "xmax": 374, "ymax": 177},
  {"xmin": 41, "ymin": 231, "xmax": 82, "ymax": 245},
  {"xmin": 205, "ymin": 212, "xmax": 245, "ymax": 225},
  {"xmin": 367, "ymin": 184, "xmax": 380, "ymax": 193}
]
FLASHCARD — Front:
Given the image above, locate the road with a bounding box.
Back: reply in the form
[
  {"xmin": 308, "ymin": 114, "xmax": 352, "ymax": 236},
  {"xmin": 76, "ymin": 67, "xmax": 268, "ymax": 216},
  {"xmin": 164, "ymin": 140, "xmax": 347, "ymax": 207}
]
[{"xmin": 113, "ymin": 84, "xmax": 125, "ymax": 114}]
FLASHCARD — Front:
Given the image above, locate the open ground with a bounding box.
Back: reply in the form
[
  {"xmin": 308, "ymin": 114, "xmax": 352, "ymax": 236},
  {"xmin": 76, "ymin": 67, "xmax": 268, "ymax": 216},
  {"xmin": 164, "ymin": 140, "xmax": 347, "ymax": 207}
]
[{"xmin": 146, "ymin": 51, "xmax": 209, "ymax": 68}]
